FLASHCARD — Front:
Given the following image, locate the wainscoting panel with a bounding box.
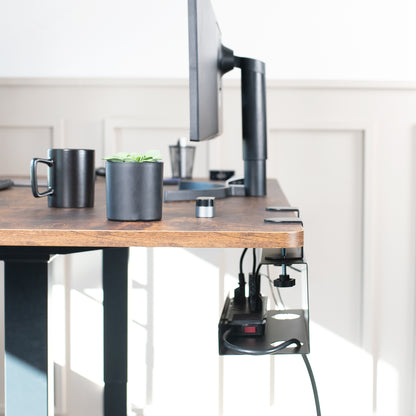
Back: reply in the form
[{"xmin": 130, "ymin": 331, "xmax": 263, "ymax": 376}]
[
  {"xmin": 0, "ymin": 78, "xmax": 414, "ymax": 416},
  {"xmin": 0, "ymin": 124, "xmax": 61, "ymax": 176},
  {"xmin": 268, "ymin": 128, "xmax": 365, "ymax": 343},
  {"xmin": 103, "ymin": 118, "xmax": 209, "ymax": 178},
  {"xmin": 267, "ymin": 128, "xmax": 368, "ymax": 415}
]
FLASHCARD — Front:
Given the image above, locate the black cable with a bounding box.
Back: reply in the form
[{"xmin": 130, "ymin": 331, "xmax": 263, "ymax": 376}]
[
  {"xmin": 263, "ymin": 272, "xmax": 286, "ymax": 309},
  {"xmin": 239, "ymin": 248, "xmax": 248, "ymax": 274},
  {"xmin": 223, "ymin": 327, "xmax": 321, "ymax": 416},
  {"xmin": 252, "ymin": 248, "xmax": 256, "ymax": 274},
  {"xmin": 302, "ymin": 354, "xmax": 321, "ymax": 416},
  {"xmin": 288, "ymin": 265, "xmax": 302, "ymax": 273},
  {"xmin": 222, "ymin": 329, "xmax": 301, "ymax": 355},
  {"xmin": 255, "ymin": 263, "xmax": 262, "ymax": 289}
]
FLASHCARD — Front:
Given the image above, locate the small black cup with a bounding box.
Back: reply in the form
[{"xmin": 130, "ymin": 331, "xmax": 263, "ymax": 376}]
[{"xmin": 31, "ymin": 149, "xmax": 95, "ymax": 208}]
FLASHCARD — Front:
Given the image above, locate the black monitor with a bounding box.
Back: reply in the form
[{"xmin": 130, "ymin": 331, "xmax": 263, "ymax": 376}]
[{"xmin": 188, "ymin": 0, "xmax": 267, "ymax": 196}]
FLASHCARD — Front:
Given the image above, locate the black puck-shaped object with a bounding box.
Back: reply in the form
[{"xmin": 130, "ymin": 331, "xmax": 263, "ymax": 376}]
[{"xmin": 195, "ymin": 196, "xmax": 215, "ymax": 218}]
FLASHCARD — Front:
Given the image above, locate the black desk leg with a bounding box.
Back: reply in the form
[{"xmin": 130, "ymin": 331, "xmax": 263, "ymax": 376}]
[
  {"xmin": 4, "ymin": 259, "xmax": 50, "ymax": 416},
  {"xmin": 103, "ymin": 248, "xmax": 129, "ymax": 416}
]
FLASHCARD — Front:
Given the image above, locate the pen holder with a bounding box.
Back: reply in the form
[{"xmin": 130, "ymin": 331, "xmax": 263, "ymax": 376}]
[{"xmin": 169, "ymin": 145, "xmax": 195, "ymax": 179}]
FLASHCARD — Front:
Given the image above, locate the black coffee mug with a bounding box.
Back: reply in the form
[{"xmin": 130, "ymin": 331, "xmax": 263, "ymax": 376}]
[{"xmin": 31, "ymin": 149, "xmax": 95, "ymax": 208}]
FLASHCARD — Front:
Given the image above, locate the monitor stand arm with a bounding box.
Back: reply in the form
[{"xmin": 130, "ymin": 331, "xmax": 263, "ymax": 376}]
[{"xmin": 235, "ymin": 56, "xmax": 268, "ymax": 196}]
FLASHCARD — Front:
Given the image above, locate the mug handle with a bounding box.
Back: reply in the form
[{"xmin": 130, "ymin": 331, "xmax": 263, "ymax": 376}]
[{"xmin": 30, "ymin": 158, "xmax": 54, "ymax": 198}]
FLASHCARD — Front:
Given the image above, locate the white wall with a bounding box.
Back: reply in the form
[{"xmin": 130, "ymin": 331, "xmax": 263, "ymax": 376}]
[
  {"xmin": 1, "ymin": 0, "xmax": 416, "ymax": 80},
  {"xmin": 214, "ymin": 0, "xmax": 416, "ymax": 81}
]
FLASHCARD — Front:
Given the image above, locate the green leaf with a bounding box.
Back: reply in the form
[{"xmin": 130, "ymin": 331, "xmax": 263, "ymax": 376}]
[
  {"xmin": 104, "ymin": 150, "xmax": 162, "ymax": 163},
  {"xmin": 145, "ymin": 150, "xmax": 162, "ymax": 160}
]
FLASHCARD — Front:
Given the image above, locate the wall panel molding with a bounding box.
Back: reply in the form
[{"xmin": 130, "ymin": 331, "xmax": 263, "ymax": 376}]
[
  {"xmin": 103, "ymin": 117, "xmax": 211, "ymax": 178},
  {"xmin": 103, "ymin": 118, "xmax": 188, "ymax": 156},
  {"xmin": 267, "ymin": 121, "xmax": 377, "ymax": 345},
  {"xmin": 0, "ymin": 121, "xmax": 64, "ymax": 176},
  {"xmin": 0, "ymin": 121, "xmax": 64, "ymax": 146},
  {"xmin": 3, "ymin": 77, "xmax": 416, "ymax": 91}
]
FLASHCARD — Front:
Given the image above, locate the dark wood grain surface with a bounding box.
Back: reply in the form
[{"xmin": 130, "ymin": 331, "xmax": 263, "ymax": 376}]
[{"xmin": 0, "ymin": 178, "xmax": 303, "ymax": 248}]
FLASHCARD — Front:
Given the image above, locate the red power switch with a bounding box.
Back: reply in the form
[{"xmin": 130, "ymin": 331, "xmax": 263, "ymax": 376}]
[{"xmin": 243, "ymin": 326, "xmax": 257, "ymax": 334}]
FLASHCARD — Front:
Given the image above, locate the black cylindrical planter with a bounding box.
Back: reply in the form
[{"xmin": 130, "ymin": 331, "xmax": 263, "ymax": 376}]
[{"xmin": 105, "ymin": 161, "xmax": 164, "ymax": 221}]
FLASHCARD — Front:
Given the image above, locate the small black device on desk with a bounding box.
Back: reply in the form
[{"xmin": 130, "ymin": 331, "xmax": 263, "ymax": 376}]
[
  {"xmin": 95, "ymin": 167, "xmax": 106, "ymax": 177},
  {"xmin": 0, "ymin": 179, "xmax": 13, "ymax": 191}
]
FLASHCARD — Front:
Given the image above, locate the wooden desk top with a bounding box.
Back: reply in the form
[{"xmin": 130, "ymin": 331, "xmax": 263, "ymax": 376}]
[{"xmin": 0, "ymin": 178, "xmax": 303, "ymax": 248}]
